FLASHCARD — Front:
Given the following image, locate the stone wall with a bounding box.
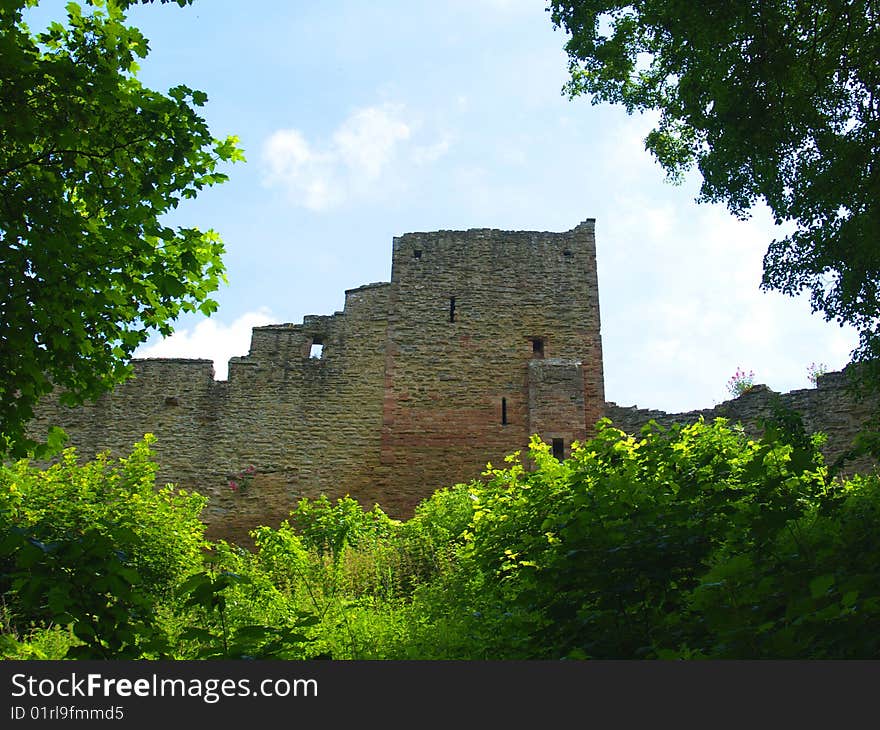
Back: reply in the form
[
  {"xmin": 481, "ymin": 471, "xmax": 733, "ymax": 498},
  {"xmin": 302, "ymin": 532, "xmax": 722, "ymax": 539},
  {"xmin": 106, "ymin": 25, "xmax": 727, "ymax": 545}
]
[
  {"xmin": 29, "ymin": 217, "xmax": 875, "ymax": 547},
  {"xmin": 29, "ymin": 280, "xmax": 393, "ymax": 546},
  {"xmin": 29, "ymin": 221, "xmax": 605, "ymax": 545},
  {"xmin": 605, "ymin": 369, "xmax": 879, "ymax": 476},
  {"xmin": 378, "ymin": 222, "xmax": 604, "ymax": 514}
]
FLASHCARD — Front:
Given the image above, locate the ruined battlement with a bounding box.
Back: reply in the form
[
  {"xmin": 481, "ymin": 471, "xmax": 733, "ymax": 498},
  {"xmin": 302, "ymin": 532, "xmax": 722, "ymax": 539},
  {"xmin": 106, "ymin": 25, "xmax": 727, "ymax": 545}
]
[
  {"xmin": 606, "ymin": 369, "xmax": 879, "ymax": 475},
  {"xmin": 31, "ymin": 222, "xmax": 605, "ymax": 545}
]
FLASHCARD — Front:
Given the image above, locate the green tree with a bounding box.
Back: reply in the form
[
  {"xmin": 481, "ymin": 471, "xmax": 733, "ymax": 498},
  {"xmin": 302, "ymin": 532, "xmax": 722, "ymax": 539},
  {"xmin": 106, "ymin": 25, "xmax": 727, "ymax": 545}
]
[
  {"xmin": 0, "ymin": 0, "xmax": 244, "ymax": 458},
  {"xmin": 549, "ymin": 1, "xmax": 880, "ymax": 387}
]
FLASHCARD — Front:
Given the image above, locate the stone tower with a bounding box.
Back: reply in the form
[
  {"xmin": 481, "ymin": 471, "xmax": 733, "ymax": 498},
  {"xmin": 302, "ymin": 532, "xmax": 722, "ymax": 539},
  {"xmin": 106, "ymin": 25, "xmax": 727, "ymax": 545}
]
[{"xmin": 377, "ymin": 220, "xmax": 605, "ymax": 513}]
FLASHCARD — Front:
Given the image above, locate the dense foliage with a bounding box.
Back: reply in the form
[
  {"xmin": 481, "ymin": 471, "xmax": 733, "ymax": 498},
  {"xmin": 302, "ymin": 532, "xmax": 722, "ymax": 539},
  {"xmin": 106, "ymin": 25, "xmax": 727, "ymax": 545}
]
[
  {"xmin": 0, "ymin": 435, "xmax": 207, "ymax": 657},
  {"xmin": 0, "ymin": 0, "xmax": 243, "ymax": 458},
  {"xmin": 548, "ymin": 1, "xmax": 880, "ymax": 389},
  {"xmin": 2, "ymin": 418, "xmax": 879, "ymax": 659}
]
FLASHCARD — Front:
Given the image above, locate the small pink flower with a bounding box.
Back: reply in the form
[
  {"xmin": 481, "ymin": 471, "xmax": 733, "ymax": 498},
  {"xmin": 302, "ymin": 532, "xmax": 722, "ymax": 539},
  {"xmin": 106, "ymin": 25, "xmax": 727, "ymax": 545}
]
[{"xmin": 229, "ymin": 480, "xmax": 238, "ymax": 491}]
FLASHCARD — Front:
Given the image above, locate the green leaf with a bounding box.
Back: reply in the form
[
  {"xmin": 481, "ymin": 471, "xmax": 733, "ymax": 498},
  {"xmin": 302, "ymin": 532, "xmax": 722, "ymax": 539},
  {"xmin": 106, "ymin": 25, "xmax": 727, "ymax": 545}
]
[
  {"xmin": 809, "ymin": 574, "xmax": 835, "ymax": 600},
  {"xmin": 179, "ymin": 626, "xmax": 216, "ymax": 643},
  {"xmin": 233, "ymin": 625, "xmax": 273, "ymax": 640}
]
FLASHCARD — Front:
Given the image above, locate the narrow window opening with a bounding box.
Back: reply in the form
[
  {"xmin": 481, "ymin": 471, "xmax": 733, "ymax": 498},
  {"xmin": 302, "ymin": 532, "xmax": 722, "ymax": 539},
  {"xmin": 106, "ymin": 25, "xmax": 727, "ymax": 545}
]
[
  {"xmin": 413, "ymin": 249, "xmax": 422, "ymax": 259},
  {"xmin": 532, "ymin": 338, "xmax": 545, "ymax": 358},
  {"xmin": 309, "ymin": 337, "xmax": 324, "ymax": 359},
  {"xmin": 501, "ymin": 397, "xmax": 508, "ymax": 425},
  {"xmin": 552, "ymin": 438, "xmax": 565, "ymax": 461},
  {"xmin": 449, "ymin": 297, "xmax": 456, "ymax": 323}
]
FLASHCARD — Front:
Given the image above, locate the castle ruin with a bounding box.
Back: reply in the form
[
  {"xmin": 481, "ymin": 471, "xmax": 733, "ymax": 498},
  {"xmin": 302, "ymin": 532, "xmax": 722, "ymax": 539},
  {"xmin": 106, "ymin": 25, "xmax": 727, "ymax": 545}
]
[
  {"xmin": 30, "ymin": 221, "xmax": 605, "ymax": 544},
  {"xmin": 29, "ymin": 219, "xmax": 878, "ymax": 545}
]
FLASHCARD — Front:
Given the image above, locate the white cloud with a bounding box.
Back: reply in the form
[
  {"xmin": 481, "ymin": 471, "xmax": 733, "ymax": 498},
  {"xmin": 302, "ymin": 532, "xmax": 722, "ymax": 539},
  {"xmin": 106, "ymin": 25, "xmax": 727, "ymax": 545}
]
[
  {"xmin": 261, "ymin": 128, "xmax": 341, "ymax": 211},
  {"xmin": 598, "ymin": 111, "xmax": 665, "ymax": 183},
  {"xmin": 261, "ymin": 103, "xmax": 447, "ymax": 210},
  {"xmin": 135, "ymin": 308, "xmax": 276, "ymax": 380},
  {"xmin": 411, "ymin": 134, "xmax": 453, "ymax": 165},
  {"xmin": 333, "ymin": 105, "xmax": 410, "ymax": 177}
]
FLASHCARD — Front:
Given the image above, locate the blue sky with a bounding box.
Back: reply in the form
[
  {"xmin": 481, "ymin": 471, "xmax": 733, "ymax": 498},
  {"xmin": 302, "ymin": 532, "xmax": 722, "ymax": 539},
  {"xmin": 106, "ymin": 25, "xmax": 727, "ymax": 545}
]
[{"xmin": 36, "ymin": 0, "xmax": 860, "ymax": 412}]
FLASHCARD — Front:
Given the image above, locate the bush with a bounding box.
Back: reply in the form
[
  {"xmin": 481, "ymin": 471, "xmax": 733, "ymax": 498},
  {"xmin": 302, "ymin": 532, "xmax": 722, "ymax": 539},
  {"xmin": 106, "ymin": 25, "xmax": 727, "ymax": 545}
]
[
  {"xmin": 683, "ymin": 471, "xmax": 880, "ymax": 658},
  {"xmin": 5, "ymin": 420, "xmax": 877, "ymax": 660},
  {"xmin": 287, "ymin": 494, "xmax": 399, "ymax": 561},
  {"xmin": 0, "ymin": 434, "xmax": 207, "ymax": 596},
  {"xmin": 0, "ymin": 435, "xmax": 208, "ymax": 657},
  {"xmin": 462, "ymin": 417, "xmax": 845, "ymax": 658}
]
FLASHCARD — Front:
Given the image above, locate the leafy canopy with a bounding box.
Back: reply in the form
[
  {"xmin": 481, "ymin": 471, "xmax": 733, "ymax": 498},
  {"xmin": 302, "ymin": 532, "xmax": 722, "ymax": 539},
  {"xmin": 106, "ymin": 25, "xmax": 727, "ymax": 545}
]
[
  {"xmin": 0, "ymin": 0, "xmax": 244, "ymax": 458},
  {"xmin": 549, "ymin": 1, "xmax": 880, "ymax": 386}
]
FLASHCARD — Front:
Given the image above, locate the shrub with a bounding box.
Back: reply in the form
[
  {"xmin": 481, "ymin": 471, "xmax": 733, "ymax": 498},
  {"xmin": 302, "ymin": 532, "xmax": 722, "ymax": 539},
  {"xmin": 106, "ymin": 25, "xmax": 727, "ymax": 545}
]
[
  {"xmin": 0, "ymin": 434, "xmax": 207, "ymax": 597},
  {"xmin": 0, "ymin": 435, "xmax": 208, "ymax": 657},
  {"xmin": 462, "ymin": 417, "xmax": 837, "ymax": 658},
  {"xmin": 807, "ymin": 362, "xmax": 828, "ymax": 386},
  {"xmin": 287, "ymin": 495, "xmax": 398, "ymax": 562}
]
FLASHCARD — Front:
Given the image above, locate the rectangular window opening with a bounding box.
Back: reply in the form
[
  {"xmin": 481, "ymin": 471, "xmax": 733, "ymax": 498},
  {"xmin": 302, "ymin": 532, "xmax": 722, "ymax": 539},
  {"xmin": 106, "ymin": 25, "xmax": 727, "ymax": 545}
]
[
  {"xmin": 552, "ymin": 438, "xmax": 565, "ymax": 461},
  {"xmin": 501, "ymin": 397, "xmax": 508, "ymax": 425},
  {"xmin": 413, "ymin": 249, "xmax": 422, "ymax": 259},
  {"xmin": 532, "ymin": 338, "xmax": 545, "ymax": 358},
  {"xmin": 309, "ymin": 337, "xmax": 324, "ymax": 359},
  {"xmin": 449, "ymin": 297, "xmax": 456, "ymax": 323}
]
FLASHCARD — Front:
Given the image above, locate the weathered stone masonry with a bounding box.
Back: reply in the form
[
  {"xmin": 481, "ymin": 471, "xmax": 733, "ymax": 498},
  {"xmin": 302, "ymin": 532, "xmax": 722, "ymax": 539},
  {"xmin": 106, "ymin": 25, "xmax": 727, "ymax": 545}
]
[
  {"xmin": 607, "ymin": 370, "xmax": 879, "ymax": 477},
  {"xmin": 29, "ymin": 219, "xmax": 878, "ymax": 545},
  {"xmin": 30, "ymin": 221, "xmax": 606, "ymax": 545}
]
